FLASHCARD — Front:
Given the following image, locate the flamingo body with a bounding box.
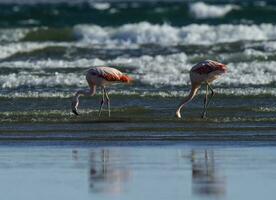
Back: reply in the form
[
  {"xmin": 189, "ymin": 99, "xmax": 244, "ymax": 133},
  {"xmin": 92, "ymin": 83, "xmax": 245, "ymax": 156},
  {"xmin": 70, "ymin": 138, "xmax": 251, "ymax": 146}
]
[
  {"xmin": 176, "ymin": 60, "xmax": 227, "ymax": 118},
  {"xmin": 86, "ymin": 67, "xmax": 132, "ymax": 86},
  {"xmin": 190, "ymin": 60, "xmax": 227, "ymax": 85},
  {"xmin": 71, "ymin": 66, "xmax": 132, "ymax": 116}
]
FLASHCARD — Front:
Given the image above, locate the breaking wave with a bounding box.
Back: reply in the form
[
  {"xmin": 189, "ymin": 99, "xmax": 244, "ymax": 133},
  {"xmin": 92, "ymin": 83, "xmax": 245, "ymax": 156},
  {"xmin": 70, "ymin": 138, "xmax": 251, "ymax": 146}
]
[
  {"xmin": 189, "ymin": 2, "xmax": 239, "ymax": 19},
  {"xmin": 74, "ymin": 23, "xmax": 276, "ymax": 45},
  {"xmin": 3, "ymin": 23, "xmax": 276, "ymax": 45},
  {"xmin": 1, "ymin": 53, "xmax": 276, "ymax": 91}
]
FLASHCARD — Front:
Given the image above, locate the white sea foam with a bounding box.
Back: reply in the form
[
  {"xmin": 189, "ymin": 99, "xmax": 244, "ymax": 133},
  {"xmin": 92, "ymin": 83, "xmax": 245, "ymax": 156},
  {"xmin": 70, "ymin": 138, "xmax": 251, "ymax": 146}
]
[
  {"xmin": 0, "ymin": 42, "xmax": 60, "ymax": 59},
  {"xmin": 0, "ymin": 41, "xmax": 124, "ymax": 60},
  {"xmin": 0, "ymin": 72, "xmax": 87, "ymax": 88},
  {"xmin": 74, "ymin": 23, "xmax": 276, "ymax": 46},
  {"xmin": 112, "ymin": 53, "xmax": 190, "ymax": 86},
  {"xmin": 0, "ymin": 28, "xmax": 28, "ymax": 42},
  {"xmin": 74, "ymin": 23, "xmax": 180, "ymax": 46},
  {"xmin": 0, "ymin": 57, "xmax": 105, "ymax": 69},
  {"xmin": 218, "ymin": 48, "xmax": 270, "ymax": 63},
  {"xmin": 1, "ymin": 23, "xmax": 276, "ymax": 60},
  {"xmin": 222, "ymin": 61, "xmax": 276, "ymax": 85},
  {"xmin": 123, "ymin": 55, "xmax": 276, "ymax": 86},
  {"xmin": 1, "ymin": 53, "xmax": 276, "ymax": 89},
  {"xmin": 91, "ymin": 3, "xmax": 110, "ymax": 10},
  {"xmin": 1, "ymin": 87, "xmax": 276, "ymax": 98},
  {"xmin": 2, "ymin": 42, "xmax": 82, "ymax": 60},
  {"xmin": 189, "ymin": 2, "xmax": 239, "ymax": 19},
  {"xmin": 245, "ymin": 41, "xmax": 276, "ymax": 51}
]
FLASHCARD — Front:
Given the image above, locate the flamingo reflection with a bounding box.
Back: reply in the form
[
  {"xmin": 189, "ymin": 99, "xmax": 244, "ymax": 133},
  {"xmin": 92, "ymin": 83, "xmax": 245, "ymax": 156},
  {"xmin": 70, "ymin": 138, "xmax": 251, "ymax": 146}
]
[
  {"xmin": 88, "ymin": 149, "xmax": 131, "ymax": 195},
  {"xmin": 190, "ymin": 150, "xmax": 226, "ymax": 197}
]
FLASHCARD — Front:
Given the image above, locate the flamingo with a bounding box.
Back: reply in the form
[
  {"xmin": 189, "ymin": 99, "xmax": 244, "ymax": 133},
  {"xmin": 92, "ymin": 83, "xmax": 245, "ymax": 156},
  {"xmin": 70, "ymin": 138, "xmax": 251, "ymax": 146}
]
[
  {"xmin": 175, "ymin": 60, "xmax": 227, "ymax": 119},
  {"xmin": 71, "ymin": 66, "xmax": 132, "ymax": 116}
]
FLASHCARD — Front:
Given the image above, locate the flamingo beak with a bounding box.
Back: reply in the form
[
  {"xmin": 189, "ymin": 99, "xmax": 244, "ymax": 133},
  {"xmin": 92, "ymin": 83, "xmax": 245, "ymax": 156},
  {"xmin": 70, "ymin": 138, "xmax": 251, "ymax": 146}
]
[{"xmin": 71, "ymin": 98, "xmax": 79, "ymax": 115}]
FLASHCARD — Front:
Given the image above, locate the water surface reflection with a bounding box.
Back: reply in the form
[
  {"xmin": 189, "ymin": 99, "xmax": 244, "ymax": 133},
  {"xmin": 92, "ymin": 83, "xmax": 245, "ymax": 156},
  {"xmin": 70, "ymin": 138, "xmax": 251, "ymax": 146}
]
[
  {"xmin": 73, "ymin": 147, "xmax": 226, "ymax": 199},
  {"xmin": 73, "ymin": 149, "xmax": 131, "ymax": 195},
  {"xmin": 67, "ymin": 144, "xmax": 276, "ymax": 200},
  {"xmin": 190, "ymin": 150, "xmax": 226, "ymax": 198}
]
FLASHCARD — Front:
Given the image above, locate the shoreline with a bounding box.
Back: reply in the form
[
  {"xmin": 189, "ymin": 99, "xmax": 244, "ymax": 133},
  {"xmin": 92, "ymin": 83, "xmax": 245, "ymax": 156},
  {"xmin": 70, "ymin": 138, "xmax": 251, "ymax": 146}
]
[{"xmin": 0, "ymin": 131, "xmax": 276, "ymax": 141}]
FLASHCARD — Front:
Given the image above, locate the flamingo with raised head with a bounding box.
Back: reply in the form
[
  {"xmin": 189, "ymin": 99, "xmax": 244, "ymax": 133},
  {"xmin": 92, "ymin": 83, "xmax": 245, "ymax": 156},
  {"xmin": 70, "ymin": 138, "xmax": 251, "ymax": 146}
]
[
  {"xmin": 71, "ymin": 66, "xmax": 132, "ymax": 116},
  {"xmin": 175, "ymin": 60, "xmax": 227, "ymax": 118}
]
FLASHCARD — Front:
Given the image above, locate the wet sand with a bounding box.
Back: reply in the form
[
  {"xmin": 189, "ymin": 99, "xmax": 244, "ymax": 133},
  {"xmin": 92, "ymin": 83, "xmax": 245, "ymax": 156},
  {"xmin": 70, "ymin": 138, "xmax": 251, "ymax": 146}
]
[{"xmin": 0, "ymin": 141, "xmax": 276, "ymax": 200}]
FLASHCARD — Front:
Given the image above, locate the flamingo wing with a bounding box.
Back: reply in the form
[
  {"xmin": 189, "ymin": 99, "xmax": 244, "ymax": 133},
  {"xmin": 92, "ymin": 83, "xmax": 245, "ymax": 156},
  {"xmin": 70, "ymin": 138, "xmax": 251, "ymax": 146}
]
[
  {"xmin": 90, "ymin": 67, "xmax": 132, "ymax": 83},
  {"xmin": 98, "ymin": 67, "xmax": 122, "ymax": 81},
  {"xmin": 191, "ymin": 60, "xmax": 226, "ymax": 74}
]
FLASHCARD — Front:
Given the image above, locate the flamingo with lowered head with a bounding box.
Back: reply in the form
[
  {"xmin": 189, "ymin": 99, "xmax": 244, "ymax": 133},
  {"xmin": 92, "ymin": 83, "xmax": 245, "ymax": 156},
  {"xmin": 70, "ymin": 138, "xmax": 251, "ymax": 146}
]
[
  {"xmin": 175, "ymin": 60, "xmax": 227, "ymax": 119},
  {"xmin": 71, "ymin": 66, "xmax": 132, "ymax": 116}
]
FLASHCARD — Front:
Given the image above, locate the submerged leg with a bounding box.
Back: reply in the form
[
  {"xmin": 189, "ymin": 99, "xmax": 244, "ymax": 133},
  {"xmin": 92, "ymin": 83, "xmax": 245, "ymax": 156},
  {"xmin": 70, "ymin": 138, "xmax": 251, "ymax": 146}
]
[
  {"xmin": 201, "ymin": 83, "xmax": 215, "ymax": 118},
  {"xmin": 207, "ymin": 84, "xmax": 215, "ymax": 106},
  {"xmin": 98, "ymin": 88, "xmax": 106, "ymax": 117},
  {"xmin": 71, "ymin": 85, "xmax": 96, "ymax": 115},
  {"xmin": 104, "ymin": 88, "xmax": 111, "ymax": 117},
  {"xmin": 201, "ymin": 84, "xmax": 209, "ymax": 118}
]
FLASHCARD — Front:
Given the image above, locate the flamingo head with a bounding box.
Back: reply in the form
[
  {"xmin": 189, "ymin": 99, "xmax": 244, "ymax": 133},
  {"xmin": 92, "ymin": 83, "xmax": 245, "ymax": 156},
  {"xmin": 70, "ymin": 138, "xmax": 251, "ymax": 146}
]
[
  {"xmin": 71, "ymin": 96, "xmax": 79, "ymax": 115},
  {"xmin": 218, "ymin": 64, "xmax": 227, "ymax": 73}
]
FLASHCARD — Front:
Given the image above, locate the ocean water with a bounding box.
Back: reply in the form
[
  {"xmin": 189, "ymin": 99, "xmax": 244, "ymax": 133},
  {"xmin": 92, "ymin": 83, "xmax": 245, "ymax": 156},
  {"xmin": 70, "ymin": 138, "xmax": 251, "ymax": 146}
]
[
  {"xmin": 1, "ymin": 0, "xmax": 276, "ymax": 134},
  {"xmin": 1, "ymin": 1, "xmax": 276, "ymax": 200}
]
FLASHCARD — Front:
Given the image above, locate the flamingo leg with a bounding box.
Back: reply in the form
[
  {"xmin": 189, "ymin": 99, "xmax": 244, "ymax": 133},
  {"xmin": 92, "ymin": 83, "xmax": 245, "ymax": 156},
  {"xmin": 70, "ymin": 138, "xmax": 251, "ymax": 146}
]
[
  {"xmin": 98, "ymin": 88, "xmax": 106, "ymax": 117},
  {"xmin": 201, "ymin": 84, "xmax": 208, "ymax": 118},
  {"xmin": 104, "ymin": 88, "xmax": 111, "ymax": 117},
  {"xmin": 201, "ymin": 83, "xmax": 215, "ymax": 118},
  {"xmin": 206, "ymin": 83, "xmax": 215, "ymax": 107}
]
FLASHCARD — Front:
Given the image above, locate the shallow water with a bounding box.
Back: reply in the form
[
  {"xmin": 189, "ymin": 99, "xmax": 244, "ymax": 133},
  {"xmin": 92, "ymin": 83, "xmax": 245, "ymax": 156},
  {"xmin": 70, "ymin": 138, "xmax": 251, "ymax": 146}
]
[
  {"xmin": 1, "ymin": 95, "xmax": 276, "ymax": 141},
  {"xmin": 0, "ymin": 142, "xmax": 276, "ymax": 200}
]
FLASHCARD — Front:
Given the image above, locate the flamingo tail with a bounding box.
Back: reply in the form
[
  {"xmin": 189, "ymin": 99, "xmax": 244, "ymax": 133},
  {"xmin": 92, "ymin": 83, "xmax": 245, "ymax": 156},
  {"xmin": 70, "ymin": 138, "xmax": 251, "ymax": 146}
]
[{"xmin": 120, "ymin": 75, "xmax": 133, "ymax": 83}]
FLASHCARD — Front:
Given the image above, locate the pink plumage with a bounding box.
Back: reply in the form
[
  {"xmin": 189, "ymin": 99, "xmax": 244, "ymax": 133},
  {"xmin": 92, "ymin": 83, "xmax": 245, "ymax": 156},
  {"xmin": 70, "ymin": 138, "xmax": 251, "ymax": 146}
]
[
  {"xmin": 191, "ymin": 60, "xmax": 227, "ymax": 75},
  {"xmin": 87, "ymin": 67, "xmax": 133, "ymax": 84},
  {"xmin": 176, "ymin": 60, "xmax": 227, "ymax": 119},
  {"xmin": 71, "ymin": 66, "xmax": 133, "ymax": 116}
]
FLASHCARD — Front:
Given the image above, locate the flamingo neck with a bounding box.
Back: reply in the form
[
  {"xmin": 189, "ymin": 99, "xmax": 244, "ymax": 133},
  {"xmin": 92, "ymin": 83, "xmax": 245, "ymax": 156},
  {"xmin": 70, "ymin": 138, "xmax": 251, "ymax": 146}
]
[
  {"xmin": 177, "ymin": 85, "xmax": 199, "ymax": 111},
  {"xmin": 75, "ymin": 86, "xmax": 96, "ymax": 97},
  {"xmin": 75, "ymin": 91, "xmax": 82, "ymax": 97},
  {"xmin": 73, "ymin": 94, "xmax": 80, "ymax": 100}
]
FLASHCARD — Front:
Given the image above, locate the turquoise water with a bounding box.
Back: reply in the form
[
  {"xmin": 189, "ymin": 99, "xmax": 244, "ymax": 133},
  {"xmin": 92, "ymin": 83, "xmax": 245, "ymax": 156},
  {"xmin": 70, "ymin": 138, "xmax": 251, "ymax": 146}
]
[{"xmin": 0, "ymin": 142, "xmax": 276, "ymax": 200}]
